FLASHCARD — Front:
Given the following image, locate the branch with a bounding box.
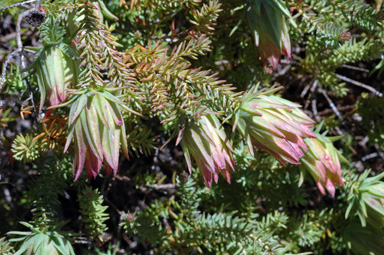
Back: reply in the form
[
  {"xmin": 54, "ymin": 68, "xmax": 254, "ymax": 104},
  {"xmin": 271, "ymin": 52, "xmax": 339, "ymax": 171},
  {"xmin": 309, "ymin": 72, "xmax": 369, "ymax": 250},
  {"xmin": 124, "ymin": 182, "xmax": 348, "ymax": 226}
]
[
  {"xmin": 0, "ymin": 50, "xmax": 21, "ymax": 89},
  {"xmin": 16, "ymin": 11, "xmax": 29, "ymax": 70},
  {"xmin": 0, "ymin": 0, "xmax": 38, "ymax": 11},
  {"xmin": 17, "ymin": 10, "xmax": 39, "ymax": 123},
  {"xmin": 361, "ymin": 152, "xmax": 384, "ymax": 162},
  {"xmin": 319, "ymin": 88, "xmax": 344, "ymax": 122},
  {"xmin": 341, "ymin": 64, "xmax": 369, "ymax": 73},
  {"xmin": 318, "ymin": 85, "xmax": 346, "ymax": 136},
  {"xmin": 335, "ymin": 73, "xmax": 383, "ymax": 97},
  {"xmin": 1, "ymin": 2, "xmax": 37, "ymax": 88}
]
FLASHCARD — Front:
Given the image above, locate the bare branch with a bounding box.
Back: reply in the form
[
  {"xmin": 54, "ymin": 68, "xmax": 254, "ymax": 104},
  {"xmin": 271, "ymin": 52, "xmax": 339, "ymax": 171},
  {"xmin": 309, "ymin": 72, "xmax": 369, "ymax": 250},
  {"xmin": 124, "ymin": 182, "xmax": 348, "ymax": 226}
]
[
  {"xmin": 341, "ymin": 64, "xmax": 370, "ymax": 73},
  {"xmin": 319, "ymin": 88, "xmax": 344, "ymax": 122},
  {"xmin": 362, "ymin": 152, "xmax": 384, "ymax": 161},
  {"xmin": 335, "ymin": 73, "xmax": 383, "ymax": 97},
  {"xmin": 16, "ymin": 10, "xmax": 39, "ymax": 123},
  {"xmin": 0, "ymin": 0, "xmax": 38, "ymax": 11},
  {"xmin": 16, "ymin": 10, "xmax": 30, "ymax": 70},
  {"xmin": 0, "ymin": 49, "xmax": 21, "ymax": 89}
]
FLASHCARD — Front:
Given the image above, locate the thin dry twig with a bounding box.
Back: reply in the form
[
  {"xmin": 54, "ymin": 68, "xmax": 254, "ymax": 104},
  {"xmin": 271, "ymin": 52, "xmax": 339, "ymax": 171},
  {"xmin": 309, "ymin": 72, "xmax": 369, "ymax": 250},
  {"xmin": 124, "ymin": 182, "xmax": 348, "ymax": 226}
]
[
  {"xmin": 0, "ymin": 10, "xmax": 30, "ymax": 89},
  {"xmin": 1, "ymin": 2, "xmax": 38, "ymax": 89},
  {"xmin": 318, "ymin": 87, "xmax": 345, "ymax": 136},
  {"xmin": 300, "ymin": 84, "xmax": 311, "ymax": 98},
  {"xmin": 0, "ymin": 49, "xmax": 21, "ymax": 89},
  {"xmin": 0, "ymin": 0, "xmax": 38, "ymax": 11},
  {"xmin": 362, "ymin": 152, "xmax": 384, "ymax": 161},
  {"xmin": 146, "ymin": 183, "xmax": 176, "ymax": 190},
  {"xmin": 311, "ymin": 99, "xmax": 320, "ymax": 122},
  {"xmin": 335, "ymin": 73, "xmax": 383, "ymax": 97},
  {"xmin": 319, "ymin": 88, "xmax": 344, "ymax": 122},
  {"xmin": 310, "ymin": 79, "xmax": 347, "ymax": 135},
  {"xmin": 342, "ymin": 64, "xmax": 370, "ymax": 73},
  {"xmin": 16, "ymin": 11, "xmax": 29, "ymax": 70},
  {"xmin": 318, "ymin": 105, "xmax": 355, "ymax": 116},
  {"xmin": 18, "ymin": 11, "xmax": 39, "ymax": 122}
]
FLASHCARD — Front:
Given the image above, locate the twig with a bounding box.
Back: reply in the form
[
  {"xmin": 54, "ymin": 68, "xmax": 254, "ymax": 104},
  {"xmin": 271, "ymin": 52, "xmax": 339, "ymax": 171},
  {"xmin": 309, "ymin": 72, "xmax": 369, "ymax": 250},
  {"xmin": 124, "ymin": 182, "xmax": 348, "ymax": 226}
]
[
  {"xmin": 73, "ymin": 237, "xmax": 89, "ymax": 244},
  {"xmin": 318, "ymin": 87, "xmax": 345, "ymax": 136},
  {"xmin": 2, "ymin": 9, "xmax": 37, "ymax": 87},
  {"xmin": 0, "ymin": 0, "xmax": 38, "ymax": 11},
  {"xmin": 341, "ymin": 64, "xmax": 369, "ymax": 73},
  {"xmin": 25, "ymin": 79, "xmax": 39, "ymax": 127},
  {"xmin": 300, "ymin": 84, "xmax": 310, "ymax": 98},
  {"xmin": 318, "ymin": 105, "xmax": 355, "ymax": 116},
  {"xmin": 24, "ymin": 48, "xmax": 38, "ymax": 54},
  {"xmin": 114, "ymin": 174, "xmax": 132, "ymax": 183},
  {"xmin": 104, "ymin": 197, "xmax": 122, "ymax": 215},
  {"xmin": 0, "ymin": 11, "xmax": 30, "ymax": 89},
  {"xmin": 319, "ymin": 88, "xmax": 343, "ymax": 121},
  {"xmin": 0, "ymin": 50, "xmax": 21, "ymax": 89},
  {"xmin": 146, "ymin": 183, "xmax": 176, "ymax": 190},
  {"xmin": 17, "ymin": 11, "xmax": 40, "ymax": 125},
  {"xmin": 16, "ymin": 11, "xmax": 29, "ymax": 70},
  {"xmin": 361, "ymin": 152, "xmax": 384, "ymax": 162},
  {"xmin": 277, "ymin": 64, "xmax": 291, "ymax": 76},
  {"xmin": 310, "ymin": 79, "xmax": 318, "ymax": 93},
  {"xmin": 311, "ymin": 99, "xmax": 320, "ymax": 122},
  {"xmin": 335, "ymin": 73, "xmax": 383, "ymax": 97},
  {"xmin": 374, "ymin": 143, "xmax": 384, "ymax": 161},
  {"xmin": 301, "ymin": 79, "xmax": 318, "ymax": 100}
]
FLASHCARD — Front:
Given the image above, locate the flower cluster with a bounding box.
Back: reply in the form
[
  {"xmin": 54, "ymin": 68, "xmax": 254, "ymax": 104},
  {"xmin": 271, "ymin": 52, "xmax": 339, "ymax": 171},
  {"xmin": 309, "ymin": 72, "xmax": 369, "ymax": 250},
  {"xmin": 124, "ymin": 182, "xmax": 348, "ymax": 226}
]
[
  {"xmin": 178, "ymin": 86, "xmax": 344, "ymax": 196},
  {"xmin": 18, "ymin": 2, "xmax": 344, "ymax": 197}
]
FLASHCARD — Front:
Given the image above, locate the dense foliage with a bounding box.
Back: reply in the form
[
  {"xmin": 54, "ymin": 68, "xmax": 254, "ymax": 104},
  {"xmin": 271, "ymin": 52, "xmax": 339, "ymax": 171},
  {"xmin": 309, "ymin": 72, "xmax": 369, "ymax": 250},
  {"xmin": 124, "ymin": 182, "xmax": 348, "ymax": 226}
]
[{"xmin": 1, "ymin": 0, "xmax": 384, "ymax": 254}]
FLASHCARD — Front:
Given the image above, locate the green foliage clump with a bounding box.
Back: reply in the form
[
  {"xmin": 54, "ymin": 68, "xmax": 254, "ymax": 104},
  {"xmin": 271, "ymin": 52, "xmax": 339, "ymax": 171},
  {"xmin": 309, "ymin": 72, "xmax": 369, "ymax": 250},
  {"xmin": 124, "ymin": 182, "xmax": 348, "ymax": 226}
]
[
  {"xmin": 8, "ymin": 222, "xmax": 75, "ymax": 255},
  {"xmin": 357, "ymin": 94, "xmax": 384, "ymax": 149},
  {"xmin": 123, "ymin": 177, "xmax": 288, "ymax": 254},
  {"xmin": 11, "ymin": 134, "xmax": 40, "ymax": 163},
  {"xmin": 0, "ymin": 237, "xmax": 14, "ymax": 255},
  {"xmin": 78, "ymin": 187, "xmax": 109, "ymax": 241}
]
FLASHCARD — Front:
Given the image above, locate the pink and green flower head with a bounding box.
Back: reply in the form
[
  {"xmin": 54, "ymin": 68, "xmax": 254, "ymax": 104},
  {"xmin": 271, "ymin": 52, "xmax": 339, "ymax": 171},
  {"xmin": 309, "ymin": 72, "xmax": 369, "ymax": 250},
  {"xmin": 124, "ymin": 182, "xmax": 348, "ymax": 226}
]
[{"xmin": 177, "ymin": 114, "xmax": 235, "ymax": 187}]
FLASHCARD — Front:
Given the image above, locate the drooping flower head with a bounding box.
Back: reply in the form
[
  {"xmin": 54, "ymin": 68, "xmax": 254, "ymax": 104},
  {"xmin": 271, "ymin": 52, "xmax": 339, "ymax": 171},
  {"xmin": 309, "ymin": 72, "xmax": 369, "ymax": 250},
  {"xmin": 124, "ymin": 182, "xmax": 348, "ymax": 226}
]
[
  {"xmin": 178, "ymin": 114, "xmax": 235, "ymax": 188},
  {"xmin": 345, "ymin": 170, "xmax": 384, "ymax": 227},
  {"xmin": 25, "ymin": 16, "xmax": 80, "ymax": 115},
  {"xmin": 234, "ymin": 86, "xmax": 316, "ymax": 166},
  {"xmin": 342, "ymin": 171, "xmax": 384, "ymax": 254},
  {"xmin": 54, "ymin": 88, "xmax": 132, "ymax": 180},
  {"xmin": 300, "ymin": 129, "xmax": 345, "ymax": 197},
  {"xmin": 32, "ymin": 43, "xmax": 79, "ymax": 113},
  {"xmin": 247, "ymin": 0, "xmax": 296, "ymax": 69}
]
